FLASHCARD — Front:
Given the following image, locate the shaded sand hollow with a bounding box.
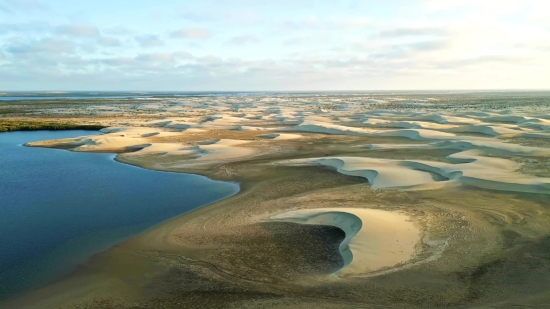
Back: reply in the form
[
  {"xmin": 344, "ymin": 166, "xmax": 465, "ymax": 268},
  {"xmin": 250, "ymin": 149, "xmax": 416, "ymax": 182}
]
[
  {"xmin": 4, "ymin": 93, "xmax": 550, "ymax": 308},
  {"xmin": 270, "ymin": 208, "xmax": 420, "ymax": 277}
]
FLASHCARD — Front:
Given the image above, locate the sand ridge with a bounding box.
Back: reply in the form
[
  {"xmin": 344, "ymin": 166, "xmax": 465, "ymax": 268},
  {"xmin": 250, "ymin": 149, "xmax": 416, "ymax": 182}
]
[
  {"xmin": 9, "ymin": 92, "xmax": 550, "ymax": 308},
  {"xmin": 270, "ymin": 207, "xmax": 420, "ymax": 277}
]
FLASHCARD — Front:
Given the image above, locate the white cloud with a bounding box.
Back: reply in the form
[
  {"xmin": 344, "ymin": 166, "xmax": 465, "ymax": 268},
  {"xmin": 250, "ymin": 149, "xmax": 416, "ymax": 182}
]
[
  {"xmin": 5, "ymin": 37, "xmax": 76, "ymax": 54},
  {"xmin": 1, "ymin": 0, "xmax": 548, "ymax": 90},
  {"xmin": 226, "ymin": 35, "xmax": 259, "ymax": 45},
  {"xmin": 170, "ymin": 28, "xmax": 210, "ymax": 39},
  {"xmin": 56, "ymin": 24, "xmax": 100, "ymax": 38},
  {"xmin": 378, "ymin": 27, "xmax": 447, "ymax": 38},
  {"xmin": 135, "ymin": 35, "xmax": 164, "ymax": 47},
  {"xmin": 97, "ymin": 36, "xmax": 121, "ymax": 47},
  {"xmin": 4, "ymin": 0, "xmax": 48, "ymax": 11}
]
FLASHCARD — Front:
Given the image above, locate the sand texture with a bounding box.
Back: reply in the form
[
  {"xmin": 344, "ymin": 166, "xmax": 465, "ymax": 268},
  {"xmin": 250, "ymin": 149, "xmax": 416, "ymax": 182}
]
[
  {"xmin": 271, "ymin": 208, "xmax": 420, "ymax": 276},
  {"xmin": 4, "ymin": 92, "xmax": 550, "ymax": 308}
]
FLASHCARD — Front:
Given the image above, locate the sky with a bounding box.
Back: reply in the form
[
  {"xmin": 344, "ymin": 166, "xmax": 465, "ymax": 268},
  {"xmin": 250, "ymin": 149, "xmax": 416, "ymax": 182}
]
[{"xmin": 0, "ymin": 0, "xmax": 549, "ymax": 91}]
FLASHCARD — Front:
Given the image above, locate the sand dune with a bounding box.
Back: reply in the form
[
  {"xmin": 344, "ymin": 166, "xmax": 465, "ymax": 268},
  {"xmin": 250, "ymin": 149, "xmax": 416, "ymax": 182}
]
[
  {"xmin": 258, "ymin": 133, "xmax": 302, "ymax": 140},
  {"xmin": 12, "ymin": 92, "xmax": 550, "ymax": 308},
  {"xmin": 124, "ymin": 139, "xmax": 258, "ymax": 167},
  {"xmin": 270, "ymin": 207, "xmax": 420, "ymax": 276},
  {"xmin": 278, "ymin": 154, "xmax": 550, "ymax": 194},
  {"xmin": 283, "ymin": 157, "xmax": 439, "ymax": 189},
  {"xmin": 27, "ymin": 98, "xmax": 550, "ymax": 194},
  {"xmin": 375, "ymin": 128, "xmax": 458, "ymax": 140},
  {"xmin": 433, "ymin": 140, "xmax": 550, "ymax": 157},
  {"xmin": 289, "ymin": 120, "xmax": 461, "ymax": 140},
  {"xmin": 363, "ymin": 119, "xmax": 457, "ymax": 130},
  {"xmin": 446, "ymin": 124, "xmax": 524, "ymax": 136}
]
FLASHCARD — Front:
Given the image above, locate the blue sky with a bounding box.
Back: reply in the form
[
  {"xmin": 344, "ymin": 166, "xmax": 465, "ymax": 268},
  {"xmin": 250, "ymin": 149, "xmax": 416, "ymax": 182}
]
[{"xmin": 1, "ymin": 0, "xmax": 549, "ymax": 90}]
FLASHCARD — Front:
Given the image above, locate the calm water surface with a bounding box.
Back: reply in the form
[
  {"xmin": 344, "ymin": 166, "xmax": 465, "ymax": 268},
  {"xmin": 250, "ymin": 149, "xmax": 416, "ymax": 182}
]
[{"xmin": 0, "ymin": 130, "xmax": 239, "ymax": 300}]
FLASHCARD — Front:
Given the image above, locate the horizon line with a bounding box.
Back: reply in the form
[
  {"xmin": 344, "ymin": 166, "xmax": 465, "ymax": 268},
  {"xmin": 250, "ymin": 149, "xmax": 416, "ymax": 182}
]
[{"xmin": 2, "ymin": 89, "xmax": 550, "ymax": 93}]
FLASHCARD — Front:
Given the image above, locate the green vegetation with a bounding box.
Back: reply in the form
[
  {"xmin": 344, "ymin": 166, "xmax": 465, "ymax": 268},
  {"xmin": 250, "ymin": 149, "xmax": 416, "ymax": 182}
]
[
  {"xmin": 0, "ymin": 108, "xmax": 29, "ymax": 115},
  {"xmin": 0, "ymin": 120, "xmax": 104, "ymax": 132}
]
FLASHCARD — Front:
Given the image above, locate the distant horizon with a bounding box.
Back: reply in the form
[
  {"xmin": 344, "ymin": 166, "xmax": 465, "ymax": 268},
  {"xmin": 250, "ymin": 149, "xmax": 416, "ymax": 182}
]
[
  {"xmin": 1, "ymin": 1, "xmax": 548, "ymax": 90},
  {"xmin": 2, "ymin": 89, "xmax": 550, "ymax": 93}
]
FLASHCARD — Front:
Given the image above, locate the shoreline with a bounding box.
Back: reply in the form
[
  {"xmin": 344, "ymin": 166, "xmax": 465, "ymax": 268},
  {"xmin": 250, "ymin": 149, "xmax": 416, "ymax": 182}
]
[
  {"xmin": 3, "ymin": 91, "xmax": 550, "ymax": 308},
  {"xmin": 6, "ymin": 134, "xmax": 437, "ymax": 308},
  {"xmin": 2, "ymin": 165, "xmax": 377, "ymax": 308},
  {"xmin": 0, "ymin": 130, "xmax": 241, "ymax": 306}
]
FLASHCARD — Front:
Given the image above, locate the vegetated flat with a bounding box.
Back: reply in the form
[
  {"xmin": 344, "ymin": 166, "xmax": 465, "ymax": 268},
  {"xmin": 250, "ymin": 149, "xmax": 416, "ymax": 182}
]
[{"xmin": 2, "ymin": 91, "xmax": 550, "ymax": 309}]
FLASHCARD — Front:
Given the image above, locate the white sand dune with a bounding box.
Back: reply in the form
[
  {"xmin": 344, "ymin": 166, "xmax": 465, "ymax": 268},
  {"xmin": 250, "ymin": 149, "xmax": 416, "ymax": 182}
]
[
  {"xmin": 433, "ymin": 140, "xmax": 550, "ymax": 157},
  {"xmin": 314, "ymin": 157, "xmax": 439, "ymax": 188},
  {"xmin": 238, "ymin": 126, "xmax": 266, "ymax": 131},
  {"xmin": 258, "ymin": 133, "xmax": 302, "ymax": 140},
  {"xmin": 100, "ymin": 127, "xmax": 182, "ymax": 138},
  {"xmin": 157, "ymin": 139, "xmax": 258, "ymax": 167},
  {"xmin": 374, "ymin": 129, "xmax": 458, "ymax": 140},
  {"xmin": 480, "ymin": 115, "xmax": 538, "ymax": 123},
  {"xmin": 519, "ymin": 123, "xmax": 550, "ymax": 131},
  {"xmin": 364, "ymin": 144, "xmax": 432, "ymax": 150},
  {"xmin": 279, "ymin": 154, "xmax": 550, "ymax": 194},
  {"xmin": 401, "ymin": 114, "xmax": 479, "ymax": 124},
  {"xmin": 27, "ymin": 126, "xmax": 259, "ymax": 166},
  {"xmin": 29, "ymin": 127, "xmax": 187, "ymax": 153},
  {"xmin": 286, "ymin": 121, "xmax": 373, "ymax": 136},
  {"xmin": 363, "ymin": 119, "xmax": 457, "ymax": 130},
  {"xmin": 50, "ymin": 135, "xmax": 150, "ymax": 152},
  {"xmin": 445, "ymin": 124, "xmax": 524, "ymax": 136},
  {"xmin": 26, "ymin": 95, "xmax": 550, "ymax": 198},
  {"xmin": 125, "ymin": 143, "xmax": 202, "ymax": 156},
  {"xmin": 366, "ymin": 139, "xmax": 550, "ymax": 158},
  {"xmin": 456, "ymin": 111, "xmax": 493, "ymax": 118},
  {"xmin": 288, "ymin": 121, "xmax": 460, "ymax": 140},
  {"xmin": 270, "ymin": 208, "xmax": 420, "ymax": 276}
]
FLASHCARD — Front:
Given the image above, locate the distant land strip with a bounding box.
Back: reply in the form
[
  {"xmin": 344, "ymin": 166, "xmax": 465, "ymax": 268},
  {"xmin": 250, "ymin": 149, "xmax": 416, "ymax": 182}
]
[{"xmin": 0, "ymin": 119, "xmax": 104, "ymax": 132}]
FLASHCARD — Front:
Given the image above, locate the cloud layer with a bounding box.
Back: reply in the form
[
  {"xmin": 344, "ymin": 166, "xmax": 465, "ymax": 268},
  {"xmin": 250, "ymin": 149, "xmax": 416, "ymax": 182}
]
[{"xmin": 0, "ymin": 0, "xmax": 548, "ymax": 90}]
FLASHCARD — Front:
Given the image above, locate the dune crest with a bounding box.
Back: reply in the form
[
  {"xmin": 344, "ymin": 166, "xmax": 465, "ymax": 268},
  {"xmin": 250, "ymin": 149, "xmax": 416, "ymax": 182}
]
[
  {"xmin": 279, "ymin": 154, "xmax": 550, "ymax": 194},
  {"xmin": 270, "ymin": 208, "xmax": 420, "ymax": 276}
]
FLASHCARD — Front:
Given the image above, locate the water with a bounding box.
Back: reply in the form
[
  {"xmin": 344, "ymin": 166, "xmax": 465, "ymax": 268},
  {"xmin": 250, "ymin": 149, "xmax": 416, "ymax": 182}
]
[{"xmin": 0, "ymin": 130, "xmax": 239, "ymax": 300}]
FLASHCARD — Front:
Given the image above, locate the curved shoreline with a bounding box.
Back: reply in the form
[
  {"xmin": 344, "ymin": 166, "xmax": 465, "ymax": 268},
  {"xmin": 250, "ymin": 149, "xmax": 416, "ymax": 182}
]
[
  {"xmin": 5, "ymin": 92, "xmax": 550, "ymax": 308},
  {"xmin": 0, "ymin": 130, "xmax": 241, "ymax": 305}
]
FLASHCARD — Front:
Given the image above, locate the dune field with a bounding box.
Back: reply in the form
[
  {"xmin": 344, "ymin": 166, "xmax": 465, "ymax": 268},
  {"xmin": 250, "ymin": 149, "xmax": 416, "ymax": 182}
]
[{"xmin": 4, "ymin": 92, "xmax": 550, "ymax": 308}]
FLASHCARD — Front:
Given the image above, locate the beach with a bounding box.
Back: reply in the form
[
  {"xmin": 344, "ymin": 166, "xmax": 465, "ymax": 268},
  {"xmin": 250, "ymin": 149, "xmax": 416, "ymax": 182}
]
[{"xmin": 2, "ymin": 92, "xmax": 550, "ymax": 308}]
